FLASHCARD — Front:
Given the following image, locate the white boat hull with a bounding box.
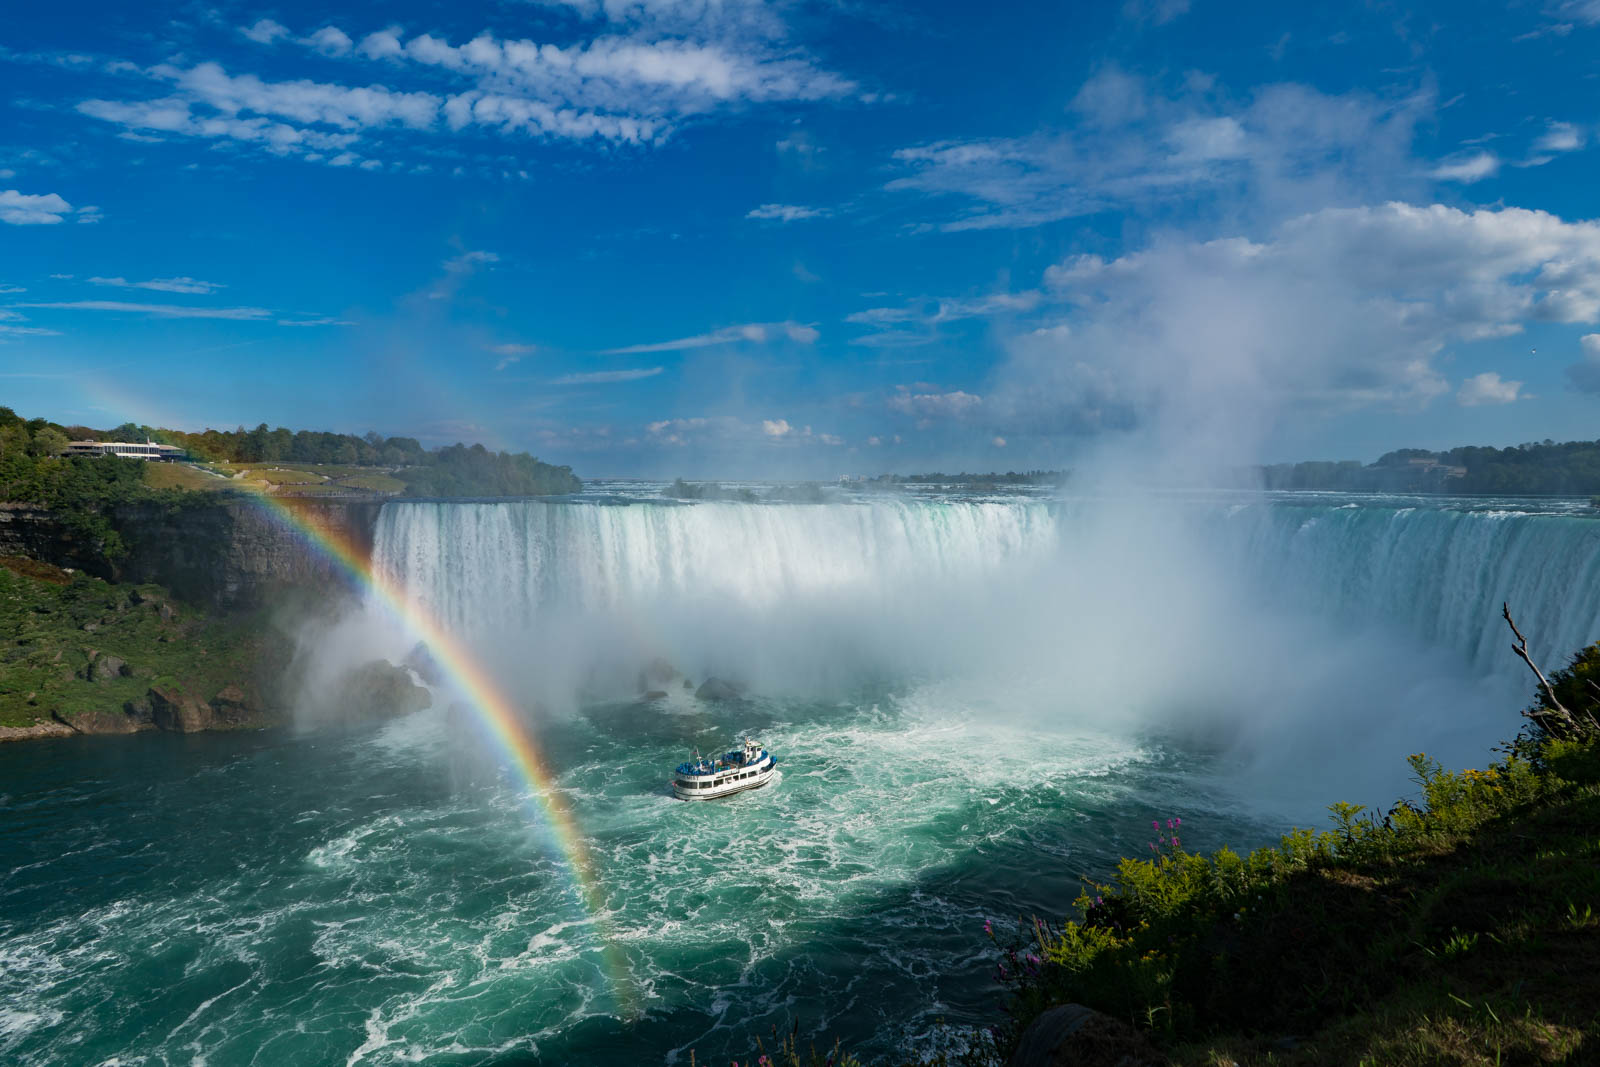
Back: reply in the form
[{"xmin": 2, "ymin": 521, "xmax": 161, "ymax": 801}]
[{"xmin": 672, "ymin": 754, "xmax": 776, "ymax": 800}]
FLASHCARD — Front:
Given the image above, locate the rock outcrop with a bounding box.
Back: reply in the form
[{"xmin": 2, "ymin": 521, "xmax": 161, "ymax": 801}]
[
  {"xmin": 148, "ymin": 685, "xmax": 218, "ymax": 733},
  {"xmin": 321, "ymin": 659, "xmax": 432, "ymax": 728},
  {"xmin": 1008, "ymin": 1004, "xmax": 1163, "ymax": 1067},
  {"xmin": 694, "ymin": 676, "xmax": 746, "ymax": 701},
  {"xmin": 0, "ymin": 497, "xmax": 385, "ymax": 610}
]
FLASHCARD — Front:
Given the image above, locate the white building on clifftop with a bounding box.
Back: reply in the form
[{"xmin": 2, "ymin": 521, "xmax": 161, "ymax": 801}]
[{"xmin": 65, "ymin": 440, "xmax": 185, "ymax": 461}]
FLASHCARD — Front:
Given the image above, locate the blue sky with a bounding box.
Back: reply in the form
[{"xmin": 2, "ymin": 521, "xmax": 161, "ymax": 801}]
[{"xmin": 4, "ymin": 0, "xmax": 1600, "ymax": 477}]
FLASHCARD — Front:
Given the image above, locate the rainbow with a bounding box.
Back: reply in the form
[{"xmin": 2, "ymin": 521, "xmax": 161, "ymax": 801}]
[{"xmin": 235, "ymin": 486, "xmax": 639, "ymax": 1017}]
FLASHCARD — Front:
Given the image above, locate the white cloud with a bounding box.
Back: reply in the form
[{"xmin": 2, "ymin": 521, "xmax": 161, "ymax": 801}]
[
  {"xmin": 88, "ymin": 275, "xmax": 223, "ymax": 294},
  {"xmin": 0, "ymin": 189, "xmax": 73, "ymax": 225},
  {"xmin": 887, "ymin": 388, "xmax": 984, "ymax": 420},
  {"xmin": 986, "ymin": 201, "xmax": 1600, "ymax": 459},
  {"xmin": 889, "ymin": 75, "xmax": 1429, "ymax": 230},
  {"xmin": 79, "ymin": 7, "xmax": 854, "ymax": 164},
  {"xmin": 849, "ymin": 291, "xmax": 1041, "ymax": 329},
  {"xmin": 1534, "ymin": 121, "xmax": 1584, "ymax": 154},
  {"xmin": 1430, "ymin": 151, "xmax": 1499, "ymax": 183},
  {"xmin": 550, "ymin": 366, "xmax": 664, "ymax": 384},
  {"xmin": 746, "ymin": 203, "xmax": 828, "ymax": 222},
  {"xmin": 307, "ymin": 26, "xmax": 354, "ymax": 57},
  {"xmin": 12, "ymin": 300, "xmax": 271, "ymax": 320},
  {"xmin": 1456, "ymin": 371, "xmax": 1522, "ymax": 406},
  {"xmin": 0, "ymin": 285, "xmax": 23, "ymax": 294},
  {"xmin": 992, "ymin": 435, "xmax": 1008, "ymax": 447},
  {"xmin": 241, "ymin": 19, "xmax": 290, "ymax": 45},
  {"xmin": 762, "ymin": 418, "xmax": 792, "ymax": 437},
  {"xmin": 277, "ymin": 317, "xmax": 355, "ymax": 326},
  {"xmin": 602, "ymin": 320, "xmax": 816, "ymax": 354}
]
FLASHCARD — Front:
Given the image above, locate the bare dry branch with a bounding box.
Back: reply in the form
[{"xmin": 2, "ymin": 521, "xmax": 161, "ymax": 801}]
[{"xmin": 1503, "ymin": 602, "xmax": 1579, "ymax": 734}]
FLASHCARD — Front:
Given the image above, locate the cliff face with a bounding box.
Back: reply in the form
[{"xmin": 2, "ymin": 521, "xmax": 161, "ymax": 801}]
[{"xmin": 0, "ymin": 496, "xmax": 384, "ymax": 610}]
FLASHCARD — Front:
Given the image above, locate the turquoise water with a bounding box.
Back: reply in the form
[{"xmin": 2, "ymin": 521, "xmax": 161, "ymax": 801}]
[
  {"xmin": 7, "ymin": 490, "xmax": 1600, "ymax": 1064},
  {"xmin": 0, "ymin": 692, "xmax": 1256, "ymax": 1065}
]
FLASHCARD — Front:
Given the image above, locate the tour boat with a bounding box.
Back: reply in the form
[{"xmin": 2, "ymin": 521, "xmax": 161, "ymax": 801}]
[{"xmin": 672, "ymin": 738, "xmax": 776, "ymax": 800}]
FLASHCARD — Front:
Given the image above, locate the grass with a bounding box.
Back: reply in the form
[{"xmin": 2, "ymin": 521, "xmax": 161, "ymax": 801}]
[
  {"xmin": 956, "ymin": 736, "xmax": 1600, "ymax": 1067},
  {"xmin": 205, "ymin": 463, "xmax": 406, "ymax": 496},
  {"xmin": 0, "ymin": 557, "xmax": 286, "ymax": 731},
  {"xmin": 333, "ymin": 472, "xmax": 407, "ymax": 493},
  {"xmin": 141, "ymin": 462, "xmax": 232, "ymax": 492}
]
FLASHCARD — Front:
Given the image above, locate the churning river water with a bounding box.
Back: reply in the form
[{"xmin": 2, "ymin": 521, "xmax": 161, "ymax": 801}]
[{"xmin": 5, "ymin": 487, "xmax": 1600, "ymax": 1065}]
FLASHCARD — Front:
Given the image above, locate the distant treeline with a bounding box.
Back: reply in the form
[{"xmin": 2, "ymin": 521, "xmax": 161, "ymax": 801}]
[
  {"xmin": 99, "ymin": 420, "xmax": 581, "ymax": 498},
  {"xmin": 1262, "ymin": 440, "xmax": 1600, "ymax": 495},
  {"xmin": 0, "ymin": 408, "xmax": 581, "ymax": 508},
  {"xmin": 871, "ymin": 470, "xmax": 1069, "ymax": 486}
]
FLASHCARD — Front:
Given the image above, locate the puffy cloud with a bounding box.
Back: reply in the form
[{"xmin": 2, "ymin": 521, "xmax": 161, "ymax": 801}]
[
  {"xmin": 603, "ymin": 320, "xmax": 816, "ymax": 354},
  {"xmin": 306, "ymin": 27, "xmax": 354, "ymax": 57},
  {"xmin": 992, "ymin": 436, "xmax": 1008, "ymax": 447},
  {"xmin": 0, "ymin": 189, "xmax": 73, "ymax": 225},
  {"xmin": 1456, "ymin": 372, "xmax": 1522, "ymax": 406},
  {"xmin": 992, "ymin": 201, "xmax": 1600, "ymax": 459},
  {"xmin": 549, "ymin": 366, "xmax": 663, "ymax": 384},
  {"xmin": 746, "ymin": 203, "xmax": 828, "ymax": 221},
  {"xmin": 762, "ymin": 418, "xmax": 791, "ymax": 437},
  {"xmin": 240, "ymin": 19, "xmax": 290, "ymax": 45},
  {"xmin": 88, "ymin": 275, "xmax": 222, "ymax": 294},
  {"xmin": 887, "ymin": 388, "xmax": 984, "ymax": 420}
]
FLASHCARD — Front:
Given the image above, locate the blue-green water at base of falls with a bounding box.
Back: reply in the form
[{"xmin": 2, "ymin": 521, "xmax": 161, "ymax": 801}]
[{"xmin": 0, "ymin": 694, "xmax": 1259, "ymax": 1065}]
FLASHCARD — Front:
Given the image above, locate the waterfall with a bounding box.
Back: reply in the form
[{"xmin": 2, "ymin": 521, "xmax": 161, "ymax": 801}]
[
  {"xmin": 372, "ymin": 495, "xmax": 1600, "ymax": 679},
  {"xmin": 365, "ymin": 494, "xmax": 1600, "ymax": 794}
]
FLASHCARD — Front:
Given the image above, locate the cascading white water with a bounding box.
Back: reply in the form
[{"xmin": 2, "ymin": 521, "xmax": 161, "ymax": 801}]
[
  {"xmin": 372, "ymin": 494, "xmax": 1600, "ymax": 680},
  {"xmin": 365, "ymin": 491, "xmax": 1600, "ymax": 808}
]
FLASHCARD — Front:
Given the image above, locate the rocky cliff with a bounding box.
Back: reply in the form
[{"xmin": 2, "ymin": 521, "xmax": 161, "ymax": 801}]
[{"xmin": 0, "ymin": 496, "xmax": 383, "ymax": 610}]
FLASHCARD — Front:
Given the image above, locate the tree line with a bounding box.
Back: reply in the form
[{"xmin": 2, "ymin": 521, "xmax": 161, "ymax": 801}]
[
  {"xmin": 0, "ymin": 408, "xmax": 582, "ymax": 504},
  {"xmin": 1261, "ymin": 439, "xmax": 1600, "ymax": 495}
]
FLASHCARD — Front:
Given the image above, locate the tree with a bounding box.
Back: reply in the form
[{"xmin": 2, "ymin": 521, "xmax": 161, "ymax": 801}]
[{"xmin": 29, "ymin": 427, "xmax": 70, "ymax": 457}]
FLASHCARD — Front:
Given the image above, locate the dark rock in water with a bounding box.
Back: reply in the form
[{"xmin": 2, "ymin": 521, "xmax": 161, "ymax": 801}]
[
  {"xmin": 683, "ymin": 678, "xmax": 693, "ymax": 690},
  {"xmin": 149, "ymin": 685, "xmax": 216, "ymax": 733},
  {"xmin": 637, "ymin": 656, "xmax": 679, "ymax": 692},
  {"xmin": 694, "ymin": 676, "xmax": 745, "ymax": 701},
  {"xmin": 1008, "ymin": 1004, "xmax": 1162, "ymax": 1067},
  {"xmin": 89, "ymin": 653, "xmax": 128, "ymax": 683},
  {"xmin": 325, "ymin": 659, "xmax": 432, "ymax": 727},
  {"xmin": 402, "ymin": 642, "xmax": 444, "ymax": 686},
  {"xmin": 643, "ymin": 689, "xmax": 669, "ymax": 700}
]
